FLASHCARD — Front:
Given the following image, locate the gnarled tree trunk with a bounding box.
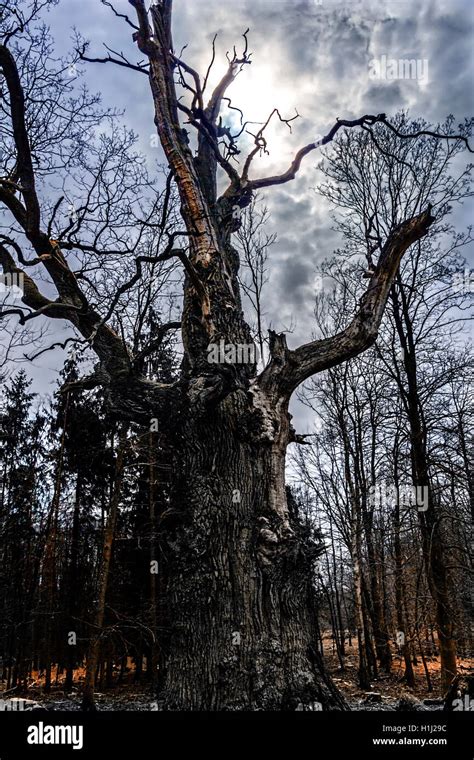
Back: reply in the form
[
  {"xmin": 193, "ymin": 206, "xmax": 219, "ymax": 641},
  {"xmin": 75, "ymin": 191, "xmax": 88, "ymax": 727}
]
[{"xmin": 156, "ymin": 384, "xmax": 347, "ymax": 710}]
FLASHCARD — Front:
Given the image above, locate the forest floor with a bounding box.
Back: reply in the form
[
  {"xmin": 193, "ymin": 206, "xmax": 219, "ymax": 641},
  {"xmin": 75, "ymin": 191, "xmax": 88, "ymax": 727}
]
[
  {"xmin": 1, "ymin": 637, "xmax": 472, "ymax": 711},
  {"xmin": 323, "ymin": 636, "xmax": 473, "ymax": 710}
]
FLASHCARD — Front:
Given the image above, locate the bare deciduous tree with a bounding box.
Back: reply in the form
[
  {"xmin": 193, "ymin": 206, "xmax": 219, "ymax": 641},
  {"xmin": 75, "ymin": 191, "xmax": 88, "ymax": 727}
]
[{"xmin": 1, "ymin": 0, "xmax": 471, "ymax": 709}]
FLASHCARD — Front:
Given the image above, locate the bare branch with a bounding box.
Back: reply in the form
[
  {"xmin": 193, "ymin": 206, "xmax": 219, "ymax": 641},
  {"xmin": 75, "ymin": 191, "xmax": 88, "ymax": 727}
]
[
  {"xmin": 0, "ymin": 43, "xmax": 41, "ymax": 237},
  {"xmin": 258, "ymin": 205, "xmax": 436, "ymax": 395},
  {"xmin": 133, "ymin": 321, "xmax": 181, "ymax": 365},
  {"xmin": 25, "ymin": 337, "xmax": 85, "ymax": 362},
  {"xmin": 245, "ymin": 114, "xmax": 473, "ymax": 191},
  {"xmin": 242, "ymin": 108, "xmax": 300, "ymax": 182},
  {"xmin": 202, "ymin": 33, "xmax": 218, "ymax": 95},
  {"xmin": 78, "ymin": 42, "xmax": 149, "ymax": 75},
  {"xmin": 206, "ymin": 29, "xmax": 251, "ymax": 123},
  {"xmin": 101, "ymin": 0, "xmax": 139, "ymax": 30}
]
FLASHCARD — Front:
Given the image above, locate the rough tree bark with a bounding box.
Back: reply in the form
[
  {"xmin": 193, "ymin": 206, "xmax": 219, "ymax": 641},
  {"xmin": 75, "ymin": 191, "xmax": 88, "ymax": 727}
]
[{"xmin": 1, "ymin": 0, "xmax": 459, "ymax": 709}]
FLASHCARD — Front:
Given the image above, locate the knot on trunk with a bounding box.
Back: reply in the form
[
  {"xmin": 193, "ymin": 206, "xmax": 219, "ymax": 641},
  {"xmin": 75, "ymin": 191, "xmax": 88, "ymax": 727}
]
[
  {"xmin": 187, "ymin": 369, "xmax": 245, "ymax": 411},
  {"xmin": 256, "ymin": 520, "xmax": 280, "ymax": 567},
  {"xmin": 246, "ymin": 385, "xmax": 280, "ymax": 443},
  {"xmin": 256, "ymin": 506, "xmax": 324, "ymax": 575}
]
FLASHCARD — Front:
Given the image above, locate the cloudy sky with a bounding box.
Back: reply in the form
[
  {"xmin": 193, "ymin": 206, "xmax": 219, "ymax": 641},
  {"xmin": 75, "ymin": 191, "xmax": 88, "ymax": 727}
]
[{"xmin": 2, "ymin": 0, "xmax": 473, "ymax": 428}]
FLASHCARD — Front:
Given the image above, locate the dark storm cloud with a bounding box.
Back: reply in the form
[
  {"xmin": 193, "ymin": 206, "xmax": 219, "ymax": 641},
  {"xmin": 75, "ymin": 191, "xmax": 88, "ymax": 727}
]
[
  {"xmin": 278, "ymin": 253, "xmax": 314, "ymax": 296},
  {"xmin": 270, "ymin": 190, "xmax": 313, "ymax": 226}
]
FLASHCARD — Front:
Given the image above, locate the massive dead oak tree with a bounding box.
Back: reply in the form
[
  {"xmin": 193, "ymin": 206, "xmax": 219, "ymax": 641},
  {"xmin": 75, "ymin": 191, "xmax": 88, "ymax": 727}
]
[{"xmin": 1, "ymin": 0, "xmax": 471, "ymax": 709}]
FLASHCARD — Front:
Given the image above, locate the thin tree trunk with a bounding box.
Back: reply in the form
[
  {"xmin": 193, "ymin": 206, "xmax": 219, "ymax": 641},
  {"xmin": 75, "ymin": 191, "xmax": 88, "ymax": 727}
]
[
  {"xmin": 415, "ymin": 625, "xmax": 432, "ymax": 692},
  {"xmin": 148, "ymin": 429, "xmax": 159, "ymax": 691},
  {"xmin": 393, "ymin": 457, "xmax": 415, "ymax": 687},
  {"xmin": 351, "ymin": 502, "xmax": 371, "ymax": 690},
  {"xmin": 82, "ymin": 425, "xmax": 128, "ymax": 711},
  {"xmin": 362, "ymin": 507, "xmax": 392, "ymax": 673},
  {"xmin": 41, "ymin": 392, "xmax": 70, "ymax": 692},
  {"xmin": 329, "ymin": 524, "xmax": 345, "ymax": 662},
  {"xmin": 65, "ymin": 474, "xmax": 82, "ymax": 691}
]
